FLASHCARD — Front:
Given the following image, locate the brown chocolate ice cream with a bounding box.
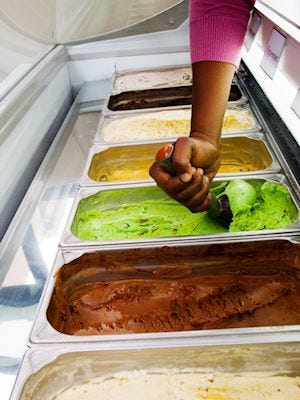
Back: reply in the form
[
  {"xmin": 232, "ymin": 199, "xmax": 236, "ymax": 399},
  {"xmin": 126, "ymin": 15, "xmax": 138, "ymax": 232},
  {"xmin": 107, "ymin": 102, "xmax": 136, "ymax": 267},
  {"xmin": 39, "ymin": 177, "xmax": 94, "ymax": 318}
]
[
  {"xmin": 47, "ymin": 240, "xmax": 300, "ymax": 335},
  {"xmin": 108, "ymin": 84, "xmax": 242, "ymax": 111}
]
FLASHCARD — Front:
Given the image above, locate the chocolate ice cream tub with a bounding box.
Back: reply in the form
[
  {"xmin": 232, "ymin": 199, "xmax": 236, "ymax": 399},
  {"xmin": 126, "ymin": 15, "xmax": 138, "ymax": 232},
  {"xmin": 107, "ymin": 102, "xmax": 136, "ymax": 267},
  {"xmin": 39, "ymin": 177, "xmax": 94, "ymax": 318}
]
[
  {"xmin": 60, "ymin": 174, "xmax": 300, "ymax": 248},
  {"xmin": 29, "ymin": 238, "xmax": 300, "ymax": 344},
  {"xmin": 102, "ymin": 81, "xmax": 247, "ymax": 114},
  {"xmin": 94, "ymin": 105, "xmax": 262, "ymax": 145},
  {"xmin": 10, "ymin": 342, "xmax": 300, "ymax": 399},
  {"xmin": 80, "ymin": 133, "xmax": 281, "ymax": 187}
]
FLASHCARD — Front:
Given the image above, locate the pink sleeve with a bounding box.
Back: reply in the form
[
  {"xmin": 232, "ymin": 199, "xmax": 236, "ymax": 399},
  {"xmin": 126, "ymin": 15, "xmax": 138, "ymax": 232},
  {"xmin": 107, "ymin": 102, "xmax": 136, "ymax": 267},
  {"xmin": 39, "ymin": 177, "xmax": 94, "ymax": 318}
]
[{"xmin": 189, "ymin": 0, "xmax": 255, "ymax": 67}]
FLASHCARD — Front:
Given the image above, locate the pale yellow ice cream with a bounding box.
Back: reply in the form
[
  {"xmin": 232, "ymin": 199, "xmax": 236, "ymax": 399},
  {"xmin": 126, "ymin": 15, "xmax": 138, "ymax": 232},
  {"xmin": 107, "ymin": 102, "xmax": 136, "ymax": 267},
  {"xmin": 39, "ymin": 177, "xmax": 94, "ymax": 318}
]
[
  {"xmin": 101, "ymin": 108, "xmax": 256, "ymax": 142},
  {"xmin": 102, "ymin": 110, "xmax": 190, "ymax": 142},
  {"xmin": 46, "ymin": 369, "xmax": 300, "ymax": 400},
  {"xmin": 114, "ymin": 66, "xmax": 192, "ymax": 90}
]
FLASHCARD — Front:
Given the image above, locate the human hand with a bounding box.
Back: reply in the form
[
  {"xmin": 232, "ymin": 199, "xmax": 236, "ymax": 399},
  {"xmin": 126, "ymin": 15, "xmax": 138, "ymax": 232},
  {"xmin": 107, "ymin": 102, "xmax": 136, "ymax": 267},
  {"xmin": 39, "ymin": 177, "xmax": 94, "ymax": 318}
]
[{"xmin": 149, "ymin": 135, "xmax": 221, "ymax": 212}]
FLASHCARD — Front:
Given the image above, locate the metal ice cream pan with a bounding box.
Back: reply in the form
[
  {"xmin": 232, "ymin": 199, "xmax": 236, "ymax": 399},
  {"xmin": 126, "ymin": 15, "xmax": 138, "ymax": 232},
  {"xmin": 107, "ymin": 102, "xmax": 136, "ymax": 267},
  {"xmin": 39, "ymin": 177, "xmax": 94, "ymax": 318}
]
[
  {"xmin": 29, "ymin": 237, "xmax": 300, "ymax": 345},
  {"xmin": 111, "ymin": 64, "xmax": 237, "ymax": 93},
  {"xmin": 102, "ymin": 81, "xmax": 248, "ymax": 115},
  {"xmin": 10, "ymin": 342, "xmax": 300, "ymax": 399},
  {"xmin": 80, "ymin": 133, "xmax": 281, "ymax": 187},
  {"xmin": 111, "ymin": 64, "xmax": 239, "ymax": 92},
  {"xmin": 94, "ymin": 104, "xmax": 262, "ymax": 145},
  {"xmin": 59, "ymin": 174, "xmax": 300, "ymax": 249},
  {"xmin": 111, "ymin": 64, "xmax": 193, "ymax": 92}
]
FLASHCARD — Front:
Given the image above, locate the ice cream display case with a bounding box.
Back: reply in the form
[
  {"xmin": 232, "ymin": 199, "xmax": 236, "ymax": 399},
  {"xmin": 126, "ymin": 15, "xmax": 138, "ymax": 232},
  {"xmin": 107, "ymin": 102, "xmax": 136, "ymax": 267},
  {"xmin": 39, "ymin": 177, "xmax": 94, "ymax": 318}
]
[{"xmin": 1, "ymin": 0, "xmax": 300, "ymax": 398}]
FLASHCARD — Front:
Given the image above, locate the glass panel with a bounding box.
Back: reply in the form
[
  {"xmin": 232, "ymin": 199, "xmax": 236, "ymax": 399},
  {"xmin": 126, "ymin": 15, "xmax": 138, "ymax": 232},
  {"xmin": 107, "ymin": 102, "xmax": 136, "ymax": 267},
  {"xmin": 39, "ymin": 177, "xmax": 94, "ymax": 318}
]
[
  {"xmin": 56, "ymin": 0, "xmax": 184, "ymax": 42},
  {"xmin": 0, "ymin": 14, "xmax": 52, "ymax": 99},
  {"xmin": 0, "ymin": 0, "xmax": 186, "ymax": 97}
]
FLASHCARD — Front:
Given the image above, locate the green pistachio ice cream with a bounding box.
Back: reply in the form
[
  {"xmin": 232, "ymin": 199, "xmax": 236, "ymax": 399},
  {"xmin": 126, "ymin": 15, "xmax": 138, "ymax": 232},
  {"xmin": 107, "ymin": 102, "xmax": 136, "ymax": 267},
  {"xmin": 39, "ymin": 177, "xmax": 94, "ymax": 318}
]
[
  {"xmin": 71, "ymin": 186, "xmax": 226, "ymax": 240},
  {"xmin": 226, "ymin": 179, "xmax": 298, "ymax": 232},
  {"xmin": 71, "ymin": 180, "xmax": 299, "ymax": 241}
]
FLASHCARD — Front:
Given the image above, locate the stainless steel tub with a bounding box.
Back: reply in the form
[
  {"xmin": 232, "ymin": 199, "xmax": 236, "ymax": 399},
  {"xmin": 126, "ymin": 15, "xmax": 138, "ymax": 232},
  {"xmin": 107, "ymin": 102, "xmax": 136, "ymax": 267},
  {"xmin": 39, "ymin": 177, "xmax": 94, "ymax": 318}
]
[
  {"xmin": 102, "ymin": 82, "xmax": 247, "ymax": 114},
  {"xmin": 80, "ymin": 133, "xmax": 281, "ymax": 186},
  {"xmin": 11, "ymin": 342, "xmax": 300, "ymax": 399},
  {"xmin": 94, "ymin": 105, "xmax": 261, "ymax": 144},
  {"xmin": 111, "ymin": 64, "xmax": 193, "ymax": 91},
  {"xmin": 29, "ymin": 238, "xmax": 300, "ymax": 344},
  {"xmin": 60, "ymin": 174, "xmax": 300, "ymax": 248}
]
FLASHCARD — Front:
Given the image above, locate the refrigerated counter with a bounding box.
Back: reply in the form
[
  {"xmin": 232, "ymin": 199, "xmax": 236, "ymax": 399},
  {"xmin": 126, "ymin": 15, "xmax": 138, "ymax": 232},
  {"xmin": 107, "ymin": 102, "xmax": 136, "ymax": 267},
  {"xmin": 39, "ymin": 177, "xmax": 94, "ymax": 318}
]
[{"xmin": 0, "ymin": 1, "xmax": 300, "ymax": 398}]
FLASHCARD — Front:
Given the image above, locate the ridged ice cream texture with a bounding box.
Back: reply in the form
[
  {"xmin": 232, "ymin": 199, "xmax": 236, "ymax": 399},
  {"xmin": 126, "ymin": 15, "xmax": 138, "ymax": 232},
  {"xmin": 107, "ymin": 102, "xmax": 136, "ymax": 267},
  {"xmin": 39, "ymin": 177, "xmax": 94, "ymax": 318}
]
[
  {"xmin": 101, "ymin": 108, "xmax": 256, "ymax": 142},
  {"xmin": 71, "ymin": 179, "xmax": 298, "ymax": 241}
]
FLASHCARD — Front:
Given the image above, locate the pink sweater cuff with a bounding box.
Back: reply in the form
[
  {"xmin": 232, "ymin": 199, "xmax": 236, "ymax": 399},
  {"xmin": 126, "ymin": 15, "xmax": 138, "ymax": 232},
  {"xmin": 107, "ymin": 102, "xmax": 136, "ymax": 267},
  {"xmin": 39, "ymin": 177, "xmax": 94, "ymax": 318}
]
[{"xmin": 190, "ymin": 15, "xmax": 251, "ymax": 67}]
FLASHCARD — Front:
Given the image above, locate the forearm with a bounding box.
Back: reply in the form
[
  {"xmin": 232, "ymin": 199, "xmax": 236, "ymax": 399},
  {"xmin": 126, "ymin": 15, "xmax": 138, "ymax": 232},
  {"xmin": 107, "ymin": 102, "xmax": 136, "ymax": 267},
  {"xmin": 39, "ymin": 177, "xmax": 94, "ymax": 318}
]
[
  {"xmin": 149, "ymin": 0, "xmax": 256, "ymax": 213},
  {"xmin": 189, "ymin": 0, "xmax": 255, "ymax": 148},
  {"xmin": 191, "ymin": 61, "xmax": 235, "ymax": 145}
]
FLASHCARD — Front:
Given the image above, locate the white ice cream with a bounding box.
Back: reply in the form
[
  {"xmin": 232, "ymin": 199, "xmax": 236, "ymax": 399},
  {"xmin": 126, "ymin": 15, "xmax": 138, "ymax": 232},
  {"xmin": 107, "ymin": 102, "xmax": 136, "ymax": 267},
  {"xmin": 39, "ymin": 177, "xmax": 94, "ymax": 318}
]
[
  {"xmin": 114, "ymin": 66, "xmax": 192, "ymax": 91},
  {"xmin": 46, "ymin": 369, "xmax": 300, "ymax": 400},
  {"xmin": 100, "ymin": 108, "xmax": 256, "ymax": 142}
]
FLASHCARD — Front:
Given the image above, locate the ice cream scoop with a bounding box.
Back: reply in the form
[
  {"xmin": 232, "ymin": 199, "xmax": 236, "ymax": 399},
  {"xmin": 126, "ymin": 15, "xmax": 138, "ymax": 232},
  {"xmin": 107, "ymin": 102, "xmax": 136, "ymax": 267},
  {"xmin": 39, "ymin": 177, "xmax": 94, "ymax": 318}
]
[{"xmin": 155, "ymin": 143, "xmax": 233, "ymax": 227}]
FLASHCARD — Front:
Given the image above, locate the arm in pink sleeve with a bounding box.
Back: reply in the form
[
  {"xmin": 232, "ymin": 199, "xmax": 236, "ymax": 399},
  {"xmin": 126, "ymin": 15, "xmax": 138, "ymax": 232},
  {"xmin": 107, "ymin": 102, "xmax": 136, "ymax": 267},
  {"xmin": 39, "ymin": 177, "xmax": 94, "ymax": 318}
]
[{"xmin": 189, "ymin": 0, "xmax": 255, "ymax": 67}]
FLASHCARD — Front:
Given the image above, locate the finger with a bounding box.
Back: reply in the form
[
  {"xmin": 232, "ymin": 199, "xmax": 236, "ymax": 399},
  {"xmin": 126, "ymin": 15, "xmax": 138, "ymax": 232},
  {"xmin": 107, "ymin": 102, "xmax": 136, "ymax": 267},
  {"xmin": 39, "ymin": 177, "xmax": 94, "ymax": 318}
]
[
  {"xmin": 188, "ymin": 195, "xmax": 212, "ymax": 213},
  {"xmin": 149, "ymin": 162, "xmax": 192, "ymax": 195},
  {"xmin": 149, "ymin": 162, "xmax": 171, "ymax": 183},
  {"xmin": 176, "ymin": 174, "xmax": 210, "ymax": 206},
  {"xmin": 175, "ymin": 170, "xmax": 206, "ymax": 201}
]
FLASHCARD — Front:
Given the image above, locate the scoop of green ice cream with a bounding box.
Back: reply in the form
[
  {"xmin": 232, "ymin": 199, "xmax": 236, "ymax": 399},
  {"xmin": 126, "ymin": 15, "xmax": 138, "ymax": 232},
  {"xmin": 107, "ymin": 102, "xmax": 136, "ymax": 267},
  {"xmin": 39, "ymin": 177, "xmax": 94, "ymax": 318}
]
[
  {"xmin": 229, "ymin": 181, "xmax": 298, "ymax": 232},
  {"xmin": 224, "ymin": 179, "xmax": 257, "ymax": 216}
]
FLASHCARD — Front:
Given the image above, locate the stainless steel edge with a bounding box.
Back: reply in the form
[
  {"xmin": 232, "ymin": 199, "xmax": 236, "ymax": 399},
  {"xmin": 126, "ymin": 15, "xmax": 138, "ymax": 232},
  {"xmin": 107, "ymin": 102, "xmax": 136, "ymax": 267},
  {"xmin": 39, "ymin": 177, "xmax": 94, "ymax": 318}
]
[{"xmin": 0, "ymin": 98, "xmax": 79, "ymax": 287}]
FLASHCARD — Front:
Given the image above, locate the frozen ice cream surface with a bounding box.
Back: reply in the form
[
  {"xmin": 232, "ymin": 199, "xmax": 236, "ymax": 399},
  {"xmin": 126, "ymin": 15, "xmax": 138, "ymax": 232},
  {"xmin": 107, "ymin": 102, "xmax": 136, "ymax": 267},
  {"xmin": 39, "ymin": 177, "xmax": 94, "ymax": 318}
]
[
  {"xmin": 45, "ymin": 370, "xmax": 300, "ymax": 400},
  {"xmin": 222, "ymin": 107, "xmax": 255, "ymax": 132},
  {"xmin": 225, "ymin": 179, "xmax": 258, "ymax": 215},
  {"xmin": 88, "ymin": 138, "xmax": 273, "ymax": 183},
  {"xmin": 70, "ymin": 180, "xmax": 298, "ymax": 242},
  {"xmin": 102, "ymin": 109, "xmax": 190, "ymax": 142},
  {"xmin": 107, "ymin": 84, "xmax": 243, "ymax": 111},
  {"xmin": 49, "ymin": 268, "xmax": 299, "ymax": 335},
  {"xmin": 47, "ymin": 241, "xmax": 300, "ymax": 335},
  {"xmin": 108, "ymin": 86, "xmax": 193, "ymax": 111},
  {"xmin": 114, "ymin": 66, "xmax": 192, "ymax": 90},
  {"xmin": 71, "ymin": 186, "xmax": 226, "ymax": 241},
  {"xmin": 227, "ymin": 180, "xmax": 299, "ymax": 232},
  {"xmin": 101, "ymin": 107, "xmax": 256, "ymax": 142}
]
